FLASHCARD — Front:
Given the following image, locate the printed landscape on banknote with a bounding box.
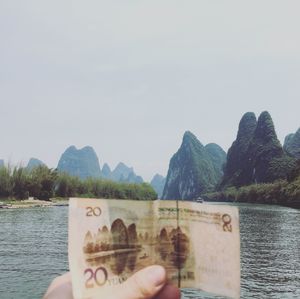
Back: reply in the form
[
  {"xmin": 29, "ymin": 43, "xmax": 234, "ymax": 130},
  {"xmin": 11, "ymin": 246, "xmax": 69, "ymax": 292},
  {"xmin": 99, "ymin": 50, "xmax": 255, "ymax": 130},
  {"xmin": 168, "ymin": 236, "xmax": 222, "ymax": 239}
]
[{"xmin": 69, "ymin": 198, "xmax": 240, "ymax": 299}]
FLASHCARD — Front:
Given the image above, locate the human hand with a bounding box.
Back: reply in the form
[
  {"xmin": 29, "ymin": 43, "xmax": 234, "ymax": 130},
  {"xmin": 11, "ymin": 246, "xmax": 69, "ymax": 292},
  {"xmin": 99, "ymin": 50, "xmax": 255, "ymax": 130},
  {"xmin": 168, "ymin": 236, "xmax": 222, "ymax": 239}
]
[{"xmin": 43, "ymin": 265, "xmax": 181, "ymax": 299}]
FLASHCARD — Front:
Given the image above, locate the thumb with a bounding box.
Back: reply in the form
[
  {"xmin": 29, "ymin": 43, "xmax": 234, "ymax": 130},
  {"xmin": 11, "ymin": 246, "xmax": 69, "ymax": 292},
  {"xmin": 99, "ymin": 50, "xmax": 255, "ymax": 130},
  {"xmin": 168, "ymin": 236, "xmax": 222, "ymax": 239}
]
[{"xmin": 114, "ymin": 265, "xmax": 167, "ymax": 299}]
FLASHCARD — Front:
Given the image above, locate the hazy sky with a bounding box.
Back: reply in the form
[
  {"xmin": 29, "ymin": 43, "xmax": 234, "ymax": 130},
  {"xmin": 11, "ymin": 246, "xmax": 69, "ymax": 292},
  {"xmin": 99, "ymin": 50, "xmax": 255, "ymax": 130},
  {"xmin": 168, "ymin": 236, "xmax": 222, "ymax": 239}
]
[{"xmin": 1, "ymin": 1, "xmax": 300, "ymax": 181}]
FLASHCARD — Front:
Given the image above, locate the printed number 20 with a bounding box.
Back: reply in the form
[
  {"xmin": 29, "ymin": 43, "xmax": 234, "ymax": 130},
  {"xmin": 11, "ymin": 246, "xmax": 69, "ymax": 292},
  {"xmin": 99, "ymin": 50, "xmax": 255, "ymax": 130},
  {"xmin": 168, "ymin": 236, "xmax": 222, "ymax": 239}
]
[
  {"xmin": 86, "ymin": 207, "xmax": 102, "ymax": 217},
  {"xmin": 84, "ymin": 267, "xmax": 108, "ymax": 289}
]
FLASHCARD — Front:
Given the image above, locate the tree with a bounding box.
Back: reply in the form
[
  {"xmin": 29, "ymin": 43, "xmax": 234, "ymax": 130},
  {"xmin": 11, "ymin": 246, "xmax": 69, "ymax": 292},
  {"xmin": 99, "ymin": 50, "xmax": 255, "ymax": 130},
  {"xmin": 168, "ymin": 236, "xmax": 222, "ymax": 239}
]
[{"xmin": 28, "ymin": 166, "xmax": 57, "ymax": 200}]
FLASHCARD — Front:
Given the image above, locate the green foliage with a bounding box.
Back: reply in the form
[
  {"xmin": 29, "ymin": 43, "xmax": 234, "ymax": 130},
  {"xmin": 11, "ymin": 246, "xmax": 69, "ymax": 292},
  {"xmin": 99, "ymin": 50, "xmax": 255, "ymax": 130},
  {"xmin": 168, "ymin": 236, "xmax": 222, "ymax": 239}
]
[
  {"xmin": 0, "ymin": 165, "xmax": 14, "ymax": 197},
  {"xmin": 288, "ymin": 160, "xmax": 300, "ymax": 182},
  {"xmin": 27, "ymin": 166, "xmax": 58, "ymax": 200},
  {"xmin": 268, "ymin": 156, "xmax": 297, "ymax": 181},
  {"xmin": 11, "ymin": 167, "xmax": 30, "ymax": 200},
  {"xmin": 205, "ymin": 174, "xmax": 300, "ymax": 207},
  {"xmin": 56, "ymin": 173, "xmax": 81, "ymax": 197},
  {"xmin": 0, "ymin": 165, "xmax": 157, "ymax": 201}
]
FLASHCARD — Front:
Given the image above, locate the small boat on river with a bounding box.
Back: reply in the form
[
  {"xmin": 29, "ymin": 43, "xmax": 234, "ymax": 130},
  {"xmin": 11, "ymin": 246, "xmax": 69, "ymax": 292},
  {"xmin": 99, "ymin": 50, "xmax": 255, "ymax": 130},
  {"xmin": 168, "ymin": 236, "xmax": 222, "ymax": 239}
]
[{"xmin": 195, "ymin": 197, "xmax": 204, "ymax": 203}]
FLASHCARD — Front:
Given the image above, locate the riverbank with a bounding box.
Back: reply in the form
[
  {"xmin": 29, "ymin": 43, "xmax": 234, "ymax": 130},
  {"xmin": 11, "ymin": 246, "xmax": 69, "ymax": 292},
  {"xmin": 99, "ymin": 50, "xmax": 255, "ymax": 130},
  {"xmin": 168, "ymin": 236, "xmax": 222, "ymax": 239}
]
[
  {"xmin": 0, "ymin": 198, "xmax": 69, "ymax": 209},
  {"xmin": 204, "ymin": 178, "xmax": 300, "ymax": 209}
]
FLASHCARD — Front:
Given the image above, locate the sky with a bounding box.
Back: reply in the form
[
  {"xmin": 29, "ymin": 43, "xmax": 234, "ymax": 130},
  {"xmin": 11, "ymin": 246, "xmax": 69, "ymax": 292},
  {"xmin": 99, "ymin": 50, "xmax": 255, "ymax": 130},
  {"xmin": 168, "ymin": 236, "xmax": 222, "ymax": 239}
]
[{"xmin": 1, "ymin": 1, "xmax": 300, "ymax": 182}]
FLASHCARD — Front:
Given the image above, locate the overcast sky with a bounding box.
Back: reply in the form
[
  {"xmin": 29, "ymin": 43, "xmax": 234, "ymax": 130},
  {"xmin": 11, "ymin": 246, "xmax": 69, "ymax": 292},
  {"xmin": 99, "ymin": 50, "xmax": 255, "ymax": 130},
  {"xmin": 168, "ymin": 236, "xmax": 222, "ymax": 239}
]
[{"xmin": 1, "ymin": 1, "xmax": 300, "ymax": 181}]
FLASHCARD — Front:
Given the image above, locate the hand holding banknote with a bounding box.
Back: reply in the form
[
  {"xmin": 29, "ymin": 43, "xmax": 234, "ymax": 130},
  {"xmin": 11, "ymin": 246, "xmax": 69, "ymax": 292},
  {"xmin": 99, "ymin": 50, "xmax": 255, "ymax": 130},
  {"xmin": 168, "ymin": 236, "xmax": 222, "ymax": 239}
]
[
  {"xmin": 44, "ymin": 266, "xmax": 181, "ymax": 299},
  {"xmin": 68, "ymin": 198, "xmax": 240, "ymax": 299}
]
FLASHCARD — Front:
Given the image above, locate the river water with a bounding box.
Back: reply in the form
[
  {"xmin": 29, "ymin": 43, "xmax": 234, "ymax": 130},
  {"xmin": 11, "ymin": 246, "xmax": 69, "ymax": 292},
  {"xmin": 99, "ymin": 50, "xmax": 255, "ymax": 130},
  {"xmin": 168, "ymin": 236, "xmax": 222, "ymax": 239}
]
[{"xmin": 0, "ymin": 203, "xmax": 299, "ymax": 299}]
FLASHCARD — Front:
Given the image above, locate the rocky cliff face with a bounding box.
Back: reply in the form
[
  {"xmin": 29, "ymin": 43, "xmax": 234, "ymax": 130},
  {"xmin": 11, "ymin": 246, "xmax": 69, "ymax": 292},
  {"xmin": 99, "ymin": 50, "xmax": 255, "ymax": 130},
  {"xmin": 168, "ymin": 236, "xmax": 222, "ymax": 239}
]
[
  {"xmin": 57, "ymin": 146, "xmax": 101, "ymax": 179},
  {"xmin": 222, "ymin": 111, "xmax": 297, "ymax": 188},
  {"xmin": 205, "ymin": 143, "xmax": 227, "ymax": 181},
  {"xmin": 150, "ymin": 174, "xmax": 166, "ymax": 198},
  {"xmin": 162, "ymin": 131, "xmax": 223, "ymax": 200},
  {"xmin": 247, "ymin": 111, "xmax": 285, "ymax": 183},
  {"xmin": 26, "ymin": 158, "xmax": 46, "ymax": 170},
  {"xmin": 284, "ymin": 128, "xmax": 300, "ymax": 159},
  {"xmin": 221, "ymin": 112, "xmax": 257, "ymax": 188}
]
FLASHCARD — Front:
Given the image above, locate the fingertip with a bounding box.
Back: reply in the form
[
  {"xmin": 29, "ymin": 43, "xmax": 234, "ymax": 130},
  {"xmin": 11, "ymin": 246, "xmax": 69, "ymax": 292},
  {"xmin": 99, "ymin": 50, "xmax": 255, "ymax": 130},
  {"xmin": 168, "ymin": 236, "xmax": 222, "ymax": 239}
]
[
  {"xmin": 43, "ymin": 273, "xmax": 73, "ymax": 299},
  {"xmin": 145, "ymin": 265, "xmax": 166, "ymax": 287},
  {"xmin": 117, "ymin": 265, "xmax": 167, "ymax": 299}
]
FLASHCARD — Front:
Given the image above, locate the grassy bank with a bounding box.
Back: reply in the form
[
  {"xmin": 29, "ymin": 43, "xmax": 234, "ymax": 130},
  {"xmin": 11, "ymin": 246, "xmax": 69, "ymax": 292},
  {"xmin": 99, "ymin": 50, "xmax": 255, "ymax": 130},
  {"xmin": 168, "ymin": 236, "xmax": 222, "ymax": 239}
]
[
  {"xmin": 0, "ymin": 165, "xmax": 157, "ymax": 202},
  {"xmin": 204, "ymin": 176, "xmax": 300, "ymax": 208}
]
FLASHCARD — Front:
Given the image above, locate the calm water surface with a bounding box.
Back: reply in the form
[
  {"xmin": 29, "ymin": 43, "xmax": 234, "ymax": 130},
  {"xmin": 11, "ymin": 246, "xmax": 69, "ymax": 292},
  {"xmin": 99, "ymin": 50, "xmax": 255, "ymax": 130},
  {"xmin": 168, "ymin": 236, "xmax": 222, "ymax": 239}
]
[{"xmin": 0, "ymin": 204, "xmax": 299, "ymax": 299}]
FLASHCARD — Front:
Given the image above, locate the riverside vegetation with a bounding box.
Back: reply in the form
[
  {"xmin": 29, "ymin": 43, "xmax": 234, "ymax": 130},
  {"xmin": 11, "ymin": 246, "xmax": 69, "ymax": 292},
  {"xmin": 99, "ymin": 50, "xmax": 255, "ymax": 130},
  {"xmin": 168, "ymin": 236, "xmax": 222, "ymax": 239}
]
[
  {"xmin": 204, "ymin": 166, "xmax": 300, "ymax": 207},
  {"xmin": 0, "ymin": 165, "xmax": 157, "ymax": 202}
]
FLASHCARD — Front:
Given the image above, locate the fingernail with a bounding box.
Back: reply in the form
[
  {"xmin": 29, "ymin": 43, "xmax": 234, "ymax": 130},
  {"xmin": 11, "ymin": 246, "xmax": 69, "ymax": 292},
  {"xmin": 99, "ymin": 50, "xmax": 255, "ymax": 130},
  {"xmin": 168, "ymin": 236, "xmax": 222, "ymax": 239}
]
[{"xmin": 146, "ymin": 265, "xmax": 166, "ymax": 287}]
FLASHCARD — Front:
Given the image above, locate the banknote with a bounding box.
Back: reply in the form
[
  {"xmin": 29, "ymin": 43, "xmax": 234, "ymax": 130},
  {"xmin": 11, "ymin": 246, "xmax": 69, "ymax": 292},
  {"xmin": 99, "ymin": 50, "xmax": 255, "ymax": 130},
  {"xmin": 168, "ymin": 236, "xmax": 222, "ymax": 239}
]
[{"xmin": 69, "ymin": 198, "xmax": 240, "ymax": 299}]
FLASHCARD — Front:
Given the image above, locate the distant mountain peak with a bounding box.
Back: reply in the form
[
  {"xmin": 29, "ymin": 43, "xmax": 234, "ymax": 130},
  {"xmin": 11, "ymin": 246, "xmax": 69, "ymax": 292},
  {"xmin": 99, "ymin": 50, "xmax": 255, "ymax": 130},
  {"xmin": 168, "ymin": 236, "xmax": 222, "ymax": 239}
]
[
  {"xmin": 26, "ymin": 158, "xmax": 46, "ymax": 170},
  {"xmin": 284, "ymin": 128, "xmax": 300, "ymax": 159},
  {"xmin": 236, "ymin": 112, "xmax": 257, "ymax": 141},
  {"xmin": 110, "ymin": 162, "xmax": 143, "ymax": 184},
  {"xmin": 57, "ymin": 145, "xmax": 101, "ymax": 179},
  {"xmin": 115, "ymin": 162, "xmax": 133, "ymax": 172},
  {"xmin": 150, "ymin": 174, "xmax": 166, "ymax": 199},
  {"xmin": 205, "ymin": 143, "xmax": 225, "ymax": 152},
  {"xmin": 183, "ymin": 130, "xmax": 203, "ymax": 146},
  {"xmin": 101, "ymin": 163, "xmax": 112, "ymax": 178},
  {"xmin": 284, "ymin": 133, "xmax": 295, "ymax": 146},
  {"xmin": 66, "ymin": 145, "xmax": 77, "ymax": 151},
  {"xmin": 82, "ymin": 145, "xmax": 96, "ymax": 152},
  {"xmin": 183, "ymin": 130, "xmax": 195, "ymax": 140},
  {"xmin": 221, "ymin": 111, "xmax": 297, "ymax": 188},
  {"xmin": 163, "ymin": 131, "xmax": 225, "ymax": 200},
  {"xmin": 205, "ymin": 143, "xmax": 227, "ymax": 178},
  {"xmin": 152, "ymin": 173, "xmax": 165, "ymax": 181},
  {"xmin": 221, "ymin": 112, "xmax": 257, "ymax": 188},
  {"xmin": 254, "ymin": 111, "xmax": 279, "ymax": 142}
]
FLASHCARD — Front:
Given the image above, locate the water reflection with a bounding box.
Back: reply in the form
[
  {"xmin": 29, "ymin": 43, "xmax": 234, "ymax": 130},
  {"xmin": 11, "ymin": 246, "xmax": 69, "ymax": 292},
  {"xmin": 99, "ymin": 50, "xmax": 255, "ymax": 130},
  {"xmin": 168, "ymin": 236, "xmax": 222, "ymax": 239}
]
[
  {"xmin": 111, "ymin": 252, "xmax": 129, "ymax": 275},
  {"xmin": 127, "ymin": 251, "xmax": 138, "ymax": 271}
]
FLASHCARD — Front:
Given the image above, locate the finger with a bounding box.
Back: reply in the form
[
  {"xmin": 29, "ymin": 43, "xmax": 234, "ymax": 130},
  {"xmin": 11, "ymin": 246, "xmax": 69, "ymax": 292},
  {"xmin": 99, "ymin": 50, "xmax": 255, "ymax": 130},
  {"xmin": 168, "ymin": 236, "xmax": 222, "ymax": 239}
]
[
  {"xmin": 113, "ymin": 265, "xmax": 167, "ymax": 299},
  {"xmin": 154, "ymin": 283, "xmax": 181, "ymax": 299},
  {"xmin": 43, "ymin": 272, "xmax": 73, "ymax": 299},
  {"xmin": 48, "ymin": 273, "xmax": 71, "ymax": 290}
]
